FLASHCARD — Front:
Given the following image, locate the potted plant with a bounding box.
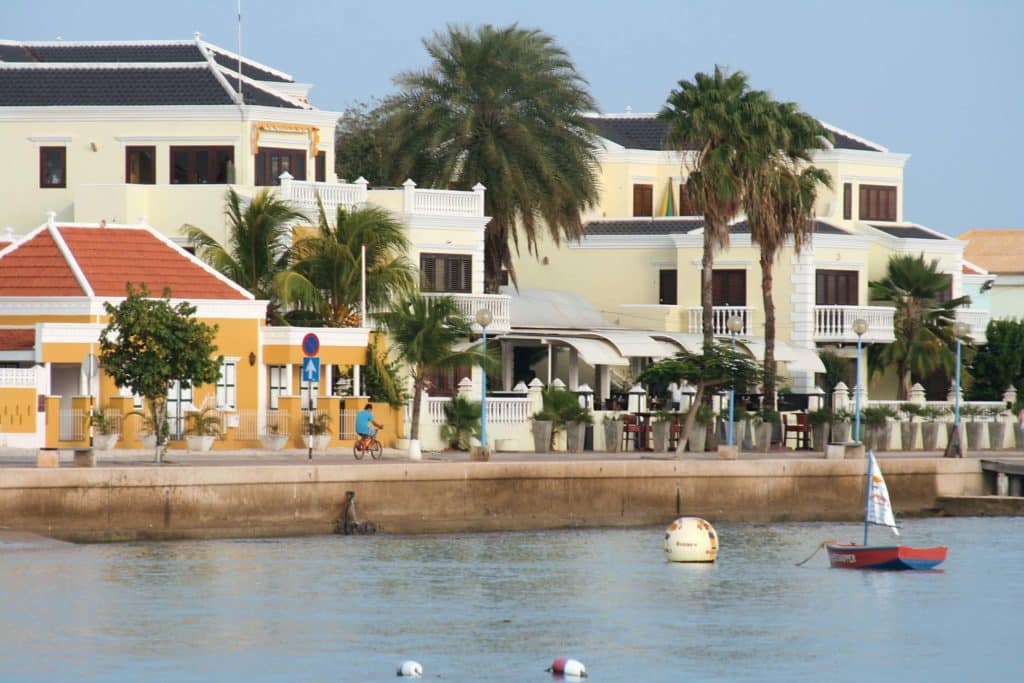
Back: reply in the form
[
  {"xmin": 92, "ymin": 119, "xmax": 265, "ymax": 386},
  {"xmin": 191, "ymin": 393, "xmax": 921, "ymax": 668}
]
[
  {"xmin": 899, "ymin": 403, "xmax": 923, "ymax": 451},
  {"xmin": 603, "ymin": 413, "xmax": 624, "ymax": 453},
  {"xmin": 440, "ymin": 395, "xmax": 481, "ymax": 451},
  {"xmin": 261, "ymin": 421, "xmax": 288, "ymax": 451},
  {"xmin": 686, "ymin": 404, "xmax": 713, "ymax": 453},
  {"xmin": 753, "ymin": 408, "xmax": 778, "ymax": 453},
  {"xmin": 920, "ymin": 406, "xmax": 947, "ymax": 451},
  {"xmin": 987, "ymin": 406, "xmax": 1008, "ymax": 450},
  {"xmin": 727, "ymin": 404, "xmax": 750, "ymax": 451},
  {"xmin": 185, "ymin": 405, "xmax": 222, "ymax": 453},
  {"xmin": 649, "ymin": 408, "xmax": 674, "ymax": 453},
  {"xmin": 959, "ymin": 404, "xmax": 985, "ymax": 450},
  {"xmin": 130, "ymin": 407, "xmax": 169, "ymax": 451},
  {"xmin": 530, "ymin": 409, "xmax": 555, "ymax": 452},
  {"xmin": 830, "ymin": 409, "xmax": 852, "ymax": 444},
  {"xmin": 807, "ymin": 408, "xmax": 832, "ymax": 451},
  {"xmin": 90, "ymin": 408, "xmax": 120, "ymax": 451},
  {"xmin": 562, "ymin": 401, "xmax": 593, "ymax": 453},
  {"xmin": 860, "ymin": 406, "xmax": 896, "ymax": 451},
  {"xmin": 303, "ymin": 411, "xmax": 332, "ymax": 450}
]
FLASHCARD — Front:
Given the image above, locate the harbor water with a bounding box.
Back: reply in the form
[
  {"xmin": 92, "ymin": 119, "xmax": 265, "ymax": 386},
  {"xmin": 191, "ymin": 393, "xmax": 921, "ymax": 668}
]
[{"xmin": 1, "ymin": 517, "xmax": 1020, "ymax": 681}]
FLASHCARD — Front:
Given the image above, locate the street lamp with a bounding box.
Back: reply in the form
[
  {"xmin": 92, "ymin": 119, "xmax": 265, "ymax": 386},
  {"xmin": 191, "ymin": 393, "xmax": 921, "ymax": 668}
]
[
  {"xmin": 726, "ymin": 314, "xmax": 744, "ymax": 448},
  {"xmin": 852, "ymin": 318, "xmax": 868, "ymax": 443},
  {"xmin": 475, "ymin": 308, "xmax": 493, "ymax": 451},
  {"xmin": 953, "ymin": 321, "xmax": 971, "ymax": 432}
]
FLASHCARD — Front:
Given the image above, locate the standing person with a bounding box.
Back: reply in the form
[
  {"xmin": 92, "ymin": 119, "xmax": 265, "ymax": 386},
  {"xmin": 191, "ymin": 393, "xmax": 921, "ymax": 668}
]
[
  {"xmin": 355, "ymin": 403, "xmax": 383, "ymax": 449},
  {"xmin": 668, "ymin": 381, "xmax": 685, "ymax": 411}
]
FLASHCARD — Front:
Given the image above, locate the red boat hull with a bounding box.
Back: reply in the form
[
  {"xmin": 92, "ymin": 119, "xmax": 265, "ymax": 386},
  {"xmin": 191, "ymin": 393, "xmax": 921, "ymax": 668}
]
[{"xmin": 826, "ymin": 544, "xmax": 947, "ymax": 570}]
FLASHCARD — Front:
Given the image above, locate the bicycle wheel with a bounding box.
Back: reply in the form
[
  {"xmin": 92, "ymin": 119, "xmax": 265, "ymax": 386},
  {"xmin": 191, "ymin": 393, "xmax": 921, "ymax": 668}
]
[
  {"xmin": 353, "ymin": 441, "xmax": 365, "ymax": 460},
  {"xmin": 370, "ymin": 439, "xmax": 382, "ymax": 460}
]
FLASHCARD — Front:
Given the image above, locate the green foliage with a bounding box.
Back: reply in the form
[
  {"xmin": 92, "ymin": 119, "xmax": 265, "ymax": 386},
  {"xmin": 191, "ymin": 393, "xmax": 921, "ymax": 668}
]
[
  {"xmin": 817, "ymin": 350, "xmax": 849, "ymax": 409},
  {"xmin": 128, "ymin": 405, "xmax": 170, "ymax": 442},
  {"xmin": 334, "ymin": 99, "xmax": 391, "ymax": 185},
  {"xmin": 868, "ymin": 253, "xmax": 971, "ymax": 399},
  {"xmin": 901, "ymin": 403, "xmax": 925, "ymax": 419},
  {"xmin": 305, "ymin": 412, "xmax": 333, "ymax": 436},
  {"xmin": 860, "ymin": 405, "xmax": 898, "ymax": 426},
  {"xmin": 958, "ymin": 404, "xmax": 985, "ymax": 421},
  {"xmin": 967, "ymin": 319, "xmax": 1024, "ymax": 400},
  {"xmin": 363, "ymin": 336, "xmax": 407, "ymax": 408},
  {"xmin": 89, "ymin": 408, "xmax": 118, "ymax": 435},
  {"xmin": 918, "ymin": 405, "xmax": 948, "ymax": 421},
  {"xmin": 440, "ymin": 395, "xmax": 482, "ymax": 450},
  {"xmin": 185, "ymin": 189, "xmax": 306, "ymax": 325},
  {"xmin": 377, "ymin": 24, "xmax": 600, "ymax": 290},
  {"xmin": 185, "ymin": 405, "xmax": 222, "ymax": 437},
  {"xmin": 688, "ymin": 404, "xmax": 714, "ymax": 426},
  {"xmin": 831, "ymin": 408, "xmax": 852, "ymax": 424},
  {"xmin": 638, "ymin": 343, "xmax": 764, "ymax": 394},
  {"xmin": 754, "ymin": 407, "xmax": 780, "ymax": 425},
  {"xmin": 807, "ymin": 408, "xmax": 833, "ymax": 427},
  {"xmin": 538, "ymin": 386, "xmax": 592, "ymax": 428}
]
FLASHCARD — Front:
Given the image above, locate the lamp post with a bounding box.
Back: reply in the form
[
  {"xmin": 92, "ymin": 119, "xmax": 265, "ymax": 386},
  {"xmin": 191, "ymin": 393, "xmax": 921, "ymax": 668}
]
[
  {"xmin": 852, "ymin": 318, "xmax": 868, "ymax": 443},
  {"xmin": 726, "ymin": 315, "xmax": 745, "ymax": 448},
  {"xmin": 475, "ymin": 308, "xmax": 493, "ymax": 451},
  {"xmin": 953, "ymin": 321, "xmax": 971, "ymax": 432}
]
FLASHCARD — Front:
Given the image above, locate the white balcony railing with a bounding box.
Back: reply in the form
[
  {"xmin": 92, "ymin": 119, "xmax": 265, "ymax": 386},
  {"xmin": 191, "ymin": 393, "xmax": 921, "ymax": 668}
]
[
  {"xmin": 955, "ymin": 308, "xmax": 990, "ymax": 343},
  {"xmin": 278, "ymin": 176, "xmax": 485, "ymax": 219},
  {"xmin": 814, "ymin": 305, "xmax": 896, "ymax": 343},
  {"xmin": 687, "ymin": 306, "xmax": 754, "ymax": 336},
  {"xmin": 423, "ymin": 292, "xmax": 512, "ymax": 334},
  {"xmin": 278, "ymin": 176, "xmax": 367, "ymax": 215}
]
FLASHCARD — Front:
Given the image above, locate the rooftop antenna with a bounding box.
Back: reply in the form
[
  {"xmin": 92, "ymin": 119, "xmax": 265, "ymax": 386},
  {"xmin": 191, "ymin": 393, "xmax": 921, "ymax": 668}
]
[{"xmin": 236, "ymin": 0, "xmax": 244, "ymax": 104}]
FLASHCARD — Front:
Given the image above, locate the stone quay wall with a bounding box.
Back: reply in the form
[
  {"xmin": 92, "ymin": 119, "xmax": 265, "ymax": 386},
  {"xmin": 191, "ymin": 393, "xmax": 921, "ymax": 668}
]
[{"xmin": 0, "ymin": 458, "xmax": 983, "ymax": 542}]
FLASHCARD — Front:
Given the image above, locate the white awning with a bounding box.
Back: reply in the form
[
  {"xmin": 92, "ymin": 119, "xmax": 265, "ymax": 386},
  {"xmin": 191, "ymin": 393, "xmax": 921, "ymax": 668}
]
[
  {"xmin": 651, "ymin": 331, "xmax": 705, "ymax": 354},
  {"xmin": 499, "ymin": 333, "xmax": 629, "ymax": 366},
  {"xmin": 737, "ymin": 340, "xmax": 825, "ymax": 374},
  {"xmin": 588, "ymin": 330, "xmax": 679, "ymax": 359}
]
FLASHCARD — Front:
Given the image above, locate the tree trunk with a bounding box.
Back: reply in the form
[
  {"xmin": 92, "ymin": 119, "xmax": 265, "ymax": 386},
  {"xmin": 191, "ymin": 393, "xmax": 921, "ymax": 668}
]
[
  {"xmin": 484, "ymin": 215, "xmax": 509, "ymax": 294},
  {"xmin": 701, "ymin": 225, "xmax": 715, "ymax": 348},
  {"xmin": 409, "ymin": 375, "xmax": 423, "ymax": 441},
  {"xmin": 896, "ymin": 361, "xmax": 908, "ymax": 401},
  {"xmin": 760, "ymin": 250, "xmax": 776, "ymax": 410},
  {"xmin": 154, "ymin": 398, "xmax": 167, "ymax": 464},
  {"xmin": 675, "ymin": 382, "xmax": 706, "ymax": 456}
]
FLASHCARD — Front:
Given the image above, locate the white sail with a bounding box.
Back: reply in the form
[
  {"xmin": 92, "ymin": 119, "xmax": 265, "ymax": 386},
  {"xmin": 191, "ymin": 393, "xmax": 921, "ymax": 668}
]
[{"xmin": 866, "ymin": 452, "xmax": 899, "ymax": 536}]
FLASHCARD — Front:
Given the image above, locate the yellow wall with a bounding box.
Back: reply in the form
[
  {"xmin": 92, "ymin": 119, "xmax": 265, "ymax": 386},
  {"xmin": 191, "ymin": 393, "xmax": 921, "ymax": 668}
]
[{"xmin": 0, "ymin": 388, "xmax": 36, "ymax": 433}]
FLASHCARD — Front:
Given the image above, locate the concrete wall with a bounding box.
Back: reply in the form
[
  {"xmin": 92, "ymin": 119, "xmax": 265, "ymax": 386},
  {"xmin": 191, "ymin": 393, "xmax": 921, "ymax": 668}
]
[{"xmin": 0, "ymin": 457, "xmax": 982, "ymax": 542}]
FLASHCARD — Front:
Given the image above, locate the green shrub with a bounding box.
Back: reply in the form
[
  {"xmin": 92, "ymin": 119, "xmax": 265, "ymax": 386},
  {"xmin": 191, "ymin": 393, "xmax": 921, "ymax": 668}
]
[{"xmin": 441, "ymin": 395, "xmax": 481, "ymax": 450}]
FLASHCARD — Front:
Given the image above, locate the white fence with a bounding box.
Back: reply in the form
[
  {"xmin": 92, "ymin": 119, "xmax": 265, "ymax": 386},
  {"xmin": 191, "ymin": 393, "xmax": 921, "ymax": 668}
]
[
  {"xmin": 814, "ymin": 305, "xmax": 896, "ymax": 343},
  {"xmin": 0, "ymin": 368, "xmax": 37, "ymax": 387},
  {"xmin": 687, "ymin": 306, "xmax": 753, "ymax": 335},
  {"xmin": 233, "ymin": 409, "xmax": 291, "ymax": 440},
  {"xmin": 412, "ymin": 187, "xmax": 484, "ymax": 216},
  {"xmin": 487, "ymin": 397, "xmax": 532, "ymax": 424},
  {"xmin": 59, "ymin": 408, "xmax": 86, "ymax": 441}
]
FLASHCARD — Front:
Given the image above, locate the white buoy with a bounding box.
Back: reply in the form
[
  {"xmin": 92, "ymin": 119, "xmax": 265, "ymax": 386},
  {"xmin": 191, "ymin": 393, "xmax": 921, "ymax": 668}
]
[
  {"xmin": 547, "ymin": 657, "xmax": 587, "ymax": 677},
  {"xmin": 664, "ymin": 516, "xmax": 719, "ymax": 562},
  {"xmin": 397, "ymin": 660, "xmax": 423, "ymax": 677}
]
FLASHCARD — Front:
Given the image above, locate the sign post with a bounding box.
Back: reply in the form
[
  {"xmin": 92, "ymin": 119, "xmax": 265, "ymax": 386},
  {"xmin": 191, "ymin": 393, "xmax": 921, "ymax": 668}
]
[{"xmin": 302, "ymin": 333, "xmax": 320, "ymax": 460}]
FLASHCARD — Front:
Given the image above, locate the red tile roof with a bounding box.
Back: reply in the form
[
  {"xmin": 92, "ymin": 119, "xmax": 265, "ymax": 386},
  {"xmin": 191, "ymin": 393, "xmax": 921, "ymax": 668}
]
[
  {"xmin": 0, "ymin": 329, "xmax": 35, "ymax": 351},
  {"xmin": 0, "ymin": 224, "xmax": 250, "ymax": 300}
]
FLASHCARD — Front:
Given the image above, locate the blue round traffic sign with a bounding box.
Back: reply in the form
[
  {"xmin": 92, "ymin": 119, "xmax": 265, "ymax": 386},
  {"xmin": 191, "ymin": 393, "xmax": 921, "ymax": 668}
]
[{"xmin": 302, "ymin": 333, "xmax": 320, "ymax": 357}]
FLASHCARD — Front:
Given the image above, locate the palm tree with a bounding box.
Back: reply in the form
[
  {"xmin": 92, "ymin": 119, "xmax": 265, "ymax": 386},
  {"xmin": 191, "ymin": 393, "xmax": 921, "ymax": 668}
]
[
  {"xmin": 868, "ymin": 254, "xmax": 971, "ymax": 400},
  {"xmin": 660, "ymin": 66, "xmax": 774, "ymax": 347},
  {"xmin": 744, "ymin": 101, "xmax": 832, "ymax": 407},
  {"xmin": 378, "ymin": 24, "xmax": 600, "ymax": 291},
  {"xmin": 376, "ymin": 293, "xmax": 491, "ymax": 459},
  {"xmin": 286, "ymin": 202, "xmax": 416, "ymax": 326},
  {"xmin": 185, "ymin": 189, "xmax": 305, "ymax": 324}
]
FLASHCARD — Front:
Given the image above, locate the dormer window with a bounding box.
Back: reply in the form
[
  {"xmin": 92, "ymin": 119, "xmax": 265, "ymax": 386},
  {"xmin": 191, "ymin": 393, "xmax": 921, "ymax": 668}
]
[{"xmin": 859, "ymin": 185, "xmax": 897, "ymax": 221}]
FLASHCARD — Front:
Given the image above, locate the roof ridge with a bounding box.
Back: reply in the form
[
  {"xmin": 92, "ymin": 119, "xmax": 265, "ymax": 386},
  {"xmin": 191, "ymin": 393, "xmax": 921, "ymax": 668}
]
[
  {"xmin": 818, "ymin": 120, "xmax": 887, "ymax": 152},
  {"xmin": 50, "ymin": 224, "xmax": 94, "ymax": 297},
  {"xmin": 203, "ymin": 41, "xmax": 293, "ymax": 82},
  {"xmin": 4, "ymin": 39, "xmax": 195, "ymax": 47},
  {"xmin": 213, "ymin": 63, "xmax": 310, "ymax": 109},
  {"xmin": 196, "ymin": 38, "xmax": 243, "ymax": 106},
  {"xmin": 0, "ymin": 61, "xmax": 210, "ymax": 70}
]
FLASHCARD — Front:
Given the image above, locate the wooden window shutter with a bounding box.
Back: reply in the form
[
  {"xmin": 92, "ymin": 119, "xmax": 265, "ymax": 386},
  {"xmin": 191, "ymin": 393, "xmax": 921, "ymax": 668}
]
[
  {"xmin": 420, "ymin": 254, "xmax": 437, "ymax": 291},
  {"xmin": 633, "ymin": 184, "xmax": 653, "ymax": 217},
  {"xmin": 843, "ymin": 183, "xmax": 852, "ymax": 219},
  {"xmin": 461, "ymin": 256, "xmax": 472, "ymax": 293}
]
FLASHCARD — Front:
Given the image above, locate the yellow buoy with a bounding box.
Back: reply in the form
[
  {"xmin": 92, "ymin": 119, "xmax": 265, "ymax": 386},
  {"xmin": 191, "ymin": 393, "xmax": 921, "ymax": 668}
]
[{"xmin": 664, "ymin": 517, "xmax": 719, "ymax": 562}]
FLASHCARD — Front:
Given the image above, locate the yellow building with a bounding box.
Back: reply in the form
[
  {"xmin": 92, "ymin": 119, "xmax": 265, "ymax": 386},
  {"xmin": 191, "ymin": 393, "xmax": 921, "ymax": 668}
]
[{"xmin": 510, "ymin": 113, "xmax": 991, "ymax": 402}]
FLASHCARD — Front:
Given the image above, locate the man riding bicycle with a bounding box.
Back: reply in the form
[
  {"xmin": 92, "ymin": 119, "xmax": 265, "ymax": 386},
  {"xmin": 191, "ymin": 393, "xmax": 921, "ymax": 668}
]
[{"xmin": 355, "ymin": 403, "xmax": 383, "ymax": 450}]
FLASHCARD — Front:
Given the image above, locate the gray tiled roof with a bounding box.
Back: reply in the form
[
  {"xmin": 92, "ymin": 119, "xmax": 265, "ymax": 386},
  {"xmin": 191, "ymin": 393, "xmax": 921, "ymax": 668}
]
[
  {"xmin": 586, "ymin": 115, "xmax": 884, "ymax": 153},
  {"xmin": 0, "ymin": 65, "xmax": 301, "ymax": 108},
  {"xmin": 870, "ymin": 224, "xmax": 947, "ymax": 240},
  {"xmin": 585, "ymin": 218, "xmax": 850, "ymax": 237}
]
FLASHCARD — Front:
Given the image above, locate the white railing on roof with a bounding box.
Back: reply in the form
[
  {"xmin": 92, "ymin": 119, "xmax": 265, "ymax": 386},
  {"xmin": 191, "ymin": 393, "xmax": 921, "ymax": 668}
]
[
  {"xmin": 955, "ymin": 308, "xmax": 990, "ymax": 343},
  {"xmin": 278, "ymin": 175, "xmax": 367, "ymax": 215},
  {"xmin": 814, "ymin": 305, "xmax": 895, "ymax": 343},
  {"xmin": 0, "ymin": 368, "xmax": 37, "ymax": 387},
  {"xmin": 412, "ymin": 187, "xmax": 484, "ymax": 216},
  {"xmin": 423, "ymin": 292, "xmax": 511, "ymax": 333},
  {"xmin": 279, "ymin": 175, "xmax": 486, "ymax": 219},
  {"xmin": 687, "ymin": 306, "xmax": 753, "ymax": 335}
]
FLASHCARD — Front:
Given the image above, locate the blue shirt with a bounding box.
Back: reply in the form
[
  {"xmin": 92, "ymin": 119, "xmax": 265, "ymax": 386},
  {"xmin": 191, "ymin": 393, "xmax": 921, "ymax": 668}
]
[{"xmin": 355, "ymin": 409, "xmax": 374, "ymax": 435}]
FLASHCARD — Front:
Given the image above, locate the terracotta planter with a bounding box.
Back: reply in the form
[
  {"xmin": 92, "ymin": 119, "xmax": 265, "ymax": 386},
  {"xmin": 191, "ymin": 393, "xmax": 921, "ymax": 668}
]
[
  {"xmin": 93, "ymin": 433, "xmax": 119, "ymax": 451},
  {"xmin": 650, "ymin": 421, "xmax": 670, "ymax": 453},
  {"xmin": 687, "ymin": 423, "xmax": 707, "ymax": 452},
  {"xmin": 603, "ymin": 420, "xmax": 623, "ymax": 452},
  {"xmin": 811, "ymin": 423, "xmax": 828, "ymax": 451},
  {"xmin": 261, "ymin": 433, "xmax": 288, "ymax": 451},
  {"xmin": 565, "ymin": 421, "xmax": 586, "ymax": 453},
  {"xmin": 988, "ymin": 422, "xmax": 1006, "ymax": 450},
  {"xmin": 900, "ymin": 421, "xmax": 920, "ymax": 451},
  {"xmin": 831, "ymin": 422, "xmax": 851, "ymax": 444},
  {"xmin": 922, "ymin": 422, "xmax": 941, "ymax": 451},
  {"xmin": 531, "ymin": 421, "xmax": 553, "ymax": 453}
]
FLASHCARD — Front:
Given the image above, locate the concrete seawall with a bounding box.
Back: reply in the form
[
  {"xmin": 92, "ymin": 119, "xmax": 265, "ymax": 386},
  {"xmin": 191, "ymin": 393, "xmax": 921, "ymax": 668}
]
[{"xmin": 0, "ymin": 457, "xmax": 983, "ymax": 542}]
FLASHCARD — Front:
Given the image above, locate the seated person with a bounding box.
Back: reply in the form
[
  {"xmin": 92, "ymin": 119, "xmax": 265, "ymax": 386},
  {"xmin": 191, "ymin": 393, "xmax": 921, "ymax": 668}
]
[{"xmin": 355, "ymin": 403, "xmax": 383, "ymax": 446}]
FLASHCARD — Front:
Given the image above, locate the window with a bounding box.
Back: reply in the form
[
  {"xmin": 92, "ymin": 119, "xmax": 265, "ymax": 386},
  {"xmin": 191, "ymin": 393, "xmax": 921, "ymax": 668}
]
[
  {"xmin": 315, "ymin": 151, "xmax": 326, "ymax": 182},
  {"xmin": 170, "ymin": 146, "xmax": 234, "ymax": 184},
  {"xmin": 39, "ymin": 147, "xmax": 66, "ymax": 188},
  {"xmin": 420, "ymin": 253, "xmax": 472, "ymax": 293},
  {"xmin": 268, "ymin": 365, "xmax": 288, "ymax": 409},
  {"xmin": 859, "ymin": 184, "xmax": 897, "ymax": 221},
  {"xmin": 935, "ymin": 274, "xmax": 953, "ymax": 304},
  {"xmin": 255, "ymin": 147, "xmax": 306, "ymax": 185},
  {"xmin": 712, "ymin": 269, "xmax": 746, "ymax": 306},
  {"xmin": 423, "ymin": 365, "xmax": 472, "ymax": 397},
  {"xmin": 678, "ymin": 185, "xmax": 696, "ymax": 216},
  {"xmin": 659, "ymin": 269, "xmax": 677, "ymax": 305},
  {"xmin": 126, "ymin": 146, "xmax": 156, "ymax": 184},
  {"xmin": 816, "ymin": 270, "xmax": 858, "ymax": 306},
  {"xmin": 216, "ymin": 359, "xmax": 237, "ymax": 410},
  {"xmin": 842, "ymin": 183, "xmax": 852, "ymax": 220},
  {"xmin": 633, "ymin": 184, "xmax": 653, "ymax": 216}
]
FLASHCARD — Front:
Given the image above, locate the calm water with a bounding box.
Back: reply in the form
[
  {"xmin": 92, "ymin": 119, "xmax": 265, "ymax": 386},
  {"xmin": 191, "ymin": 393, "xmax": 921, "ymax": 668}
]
[{"xmin": 1, "ymin": 518, "xmax": 1021, "ymax": 682}]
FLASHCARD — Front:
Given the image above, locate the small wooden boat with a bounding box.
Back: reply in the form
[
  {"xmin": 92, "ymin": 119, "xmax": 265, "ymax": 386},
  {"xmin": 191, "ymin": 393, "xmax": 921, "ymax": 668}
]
[{"xmin": 826, "ymin": 451, "xmax": 947, "ymax": 571}]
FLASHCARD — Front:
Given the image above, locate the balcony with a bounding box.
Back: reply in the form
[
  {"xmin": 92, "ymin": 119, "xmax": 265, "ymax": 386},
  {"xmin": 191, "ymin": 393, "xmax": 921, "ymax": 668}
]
[
  {"xmin": 423, "ymin": 292, "xmax": 511, "ymax": 334},
  {"xmin": 955, "ymin": 308, "xmax": 990, "ymax": 344},
  {"xmin": 687, "ymin": 306, "xmax": 754, "ymax": 336},
  {"xmin": 278, "ymin": 176, "xmax": 485, "ymax": 219},
  {"xmin": 814, "ymin": 305, "xmax": 895, "ymax": 344}
]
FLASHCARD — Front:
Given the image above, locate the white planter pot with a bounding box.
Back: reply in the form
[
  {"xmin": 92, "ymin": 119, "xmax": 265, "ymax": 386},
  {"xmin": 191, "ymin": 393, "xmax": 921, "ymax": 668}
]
[
  {"xmin": 687, "ymin": 424, "xmax": 707, "ymax": 453},
  {"xmin": 140, "ymin": 433, "xmax": 157, "ymax": 450},
  {"xmin": 93, "ymin": 433, "xmax": 119, "ymax": 451},
  {"xmin": 261, "ymin": 433, "xmax": 288, "ymax": 451},
  {"xmin": 922, "ymin": 422, "xmax": 941, "ymax": 450},
  {"xmin": 186, "ymin": 435, "xmax": 215, "ymax": 453},
  {"xmin": 303, "ymin": 434, "xmax": 331, "ymax": 450}
]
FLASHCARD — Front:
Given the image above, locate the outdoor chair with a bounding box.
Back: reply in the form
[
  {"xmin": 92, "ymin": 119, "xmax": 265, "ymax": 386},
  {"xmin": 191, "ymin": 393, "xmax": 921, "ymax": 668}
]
[
  {"xmin": 622, "ymin": 414, "xmax": 644, "ymax": 450},
  {"xmin": 783, "ymin": 412, "xmax": 811, "ymax": 449}
]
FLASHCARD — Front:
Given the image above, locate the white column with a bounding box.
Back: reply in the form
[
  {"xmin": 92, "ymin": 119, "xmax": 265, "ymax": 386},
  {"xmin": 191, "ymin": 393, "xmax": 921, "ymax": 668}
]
[
  {"xmin": 353, "ymin": 365, "xmax": 361, "ymax": 397},
  {"xmin": 788, "ymin": 244, "xmax": 817, "ymax": 393},
  {"xmin": 501, "ymin": 341, "xmax": 514, "ymax": 391},
  {"xmin": 596, "ymin": 365, "xmax": 611, "ymax": 406}
]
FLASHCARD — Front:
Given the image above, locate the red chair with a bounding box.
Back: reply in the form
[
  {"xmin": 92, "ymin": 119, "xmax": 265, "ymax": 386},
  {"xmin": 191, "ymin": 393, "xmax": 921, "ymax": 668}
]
[
  {"xmin": 783, "ymin": 412, "xmax": 811, "ymax": 449},
  {"xmin": 622, "ymin": 414, "xmax": 644, "ymax": 450}
]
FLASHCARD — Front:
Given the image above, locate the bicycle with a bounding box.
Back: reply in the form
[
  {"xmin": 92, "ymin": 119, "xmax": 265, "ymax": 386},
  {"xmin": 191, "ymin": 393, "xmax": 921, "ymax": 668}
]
[{"xmin": 353, "ymin": 429, "xmax": 383, "ymax": 460}]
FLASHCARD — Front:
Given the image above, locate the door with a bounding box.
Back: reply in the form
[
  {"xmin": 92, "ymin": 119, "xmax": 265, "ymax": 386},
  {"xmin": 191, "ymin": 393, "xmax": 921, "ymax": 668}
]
[
  {"xmin": 712, "ymin": 270, "xmax": 746, "ymax": 306},
  {"xmin": 659, "ymin": 269, "xmax": 677, "ymax": 305},
  {"xmin": 816, "ymin": 270, "xmax": 858, "ymax": 306},
  {"xmin": 166, "ymin": 380, "xmax": 192, "ymax": 440}
]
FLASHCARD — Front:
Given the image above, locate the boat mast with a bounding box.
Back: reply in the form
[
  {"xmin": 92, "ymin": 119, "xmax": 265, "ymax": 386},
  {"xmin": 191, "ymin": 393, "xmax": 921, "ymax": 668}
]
[{"xmin": 863, "ymin": 452, "xmax": 872, "ymax": 546}]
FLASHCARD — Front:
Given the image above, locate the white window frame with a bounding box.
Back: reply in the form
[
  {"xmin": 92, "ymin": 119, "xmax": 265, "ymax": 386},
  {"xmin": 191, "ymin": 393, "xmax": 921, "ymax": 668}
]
[
  {"xmin": 268, "ymin": 364, "xmax": 289, "ymax": 409},
  {"xmin": 216, "ymin": 358, "xmax": 238, "ymax": 410}
]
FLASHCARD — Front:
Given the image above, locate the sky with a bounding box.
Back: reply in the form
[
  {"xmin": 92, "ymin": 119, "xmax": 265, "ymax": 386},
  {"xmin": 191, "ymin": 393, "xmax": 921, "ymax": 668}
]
[{"xmin": 3, "ymin": 0, "xmax": 1022, "ymax": 236}]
